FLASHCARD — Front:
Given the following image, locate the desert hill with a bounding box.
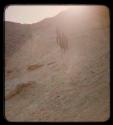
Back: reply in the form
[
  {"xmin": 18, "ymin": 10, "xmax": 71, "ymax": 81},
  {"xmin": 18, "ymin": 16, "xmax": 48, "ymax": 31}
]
[{"xmin": 5, "ymin": 6, "xmax": 110, "ymax": 121}]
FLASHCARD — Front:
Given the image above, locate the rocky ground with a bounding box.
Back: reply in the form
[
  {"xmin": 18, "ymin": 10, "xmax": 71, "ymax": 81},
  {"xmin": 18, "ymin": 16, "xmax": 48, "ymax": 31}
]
[{"xmin": 5, "ymin": 6, "xmax": 110, "ymax": 122}]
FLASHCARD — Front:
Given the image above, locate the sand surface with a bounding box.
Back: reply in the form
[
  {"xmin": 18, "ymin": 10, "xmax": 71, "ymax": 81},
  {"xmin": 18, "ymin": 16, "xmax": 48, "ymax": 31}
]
[{"xmin": 5, "ymin": 6, "xmax": 110, "ymax": 122}]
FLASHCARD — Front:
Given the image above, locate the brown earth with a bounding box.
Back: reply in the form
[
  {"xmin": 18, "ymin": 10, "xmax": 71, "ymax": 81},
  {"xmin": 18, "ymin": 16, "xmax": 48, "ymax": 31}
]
[{"xmin": 5, "ymin": 6, "xmax": 110, "ymax": 122}]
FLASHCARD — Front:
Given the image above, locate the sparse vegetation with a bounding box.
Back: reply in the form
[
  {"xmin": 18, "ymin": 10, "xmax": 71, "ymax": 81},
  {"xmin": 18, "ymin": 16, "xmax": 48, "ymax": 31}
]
[
  {"xmin": 56, "ymin": 29, "xmax": 68, "ymax": 53},
  {"xmin": 27, "ymin": 64, "xmax": 43, "ymax": 71},
  {"xmin": 5, "ymin": 81, "xmax": 36, "ymax": 100},
  {"xmin": 7, "ymin": 70, "xmax": 13, "ymax": 74},
  {"xmin": 47, "ymin": 61, "xmax": 55, "ymax": 65},
  {"xmin": 5, "ymin": 7, "xmax": 109, "ymax": 121}
]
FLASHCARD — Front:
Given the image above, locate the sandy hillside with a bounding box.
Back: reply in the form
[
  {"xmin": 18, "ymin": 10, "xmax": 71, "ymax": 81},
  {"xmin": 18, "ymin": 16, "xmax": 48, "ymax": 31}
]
[{"xmin": 5, "ymin": 6, "xmax": 110, "ymax": 122}]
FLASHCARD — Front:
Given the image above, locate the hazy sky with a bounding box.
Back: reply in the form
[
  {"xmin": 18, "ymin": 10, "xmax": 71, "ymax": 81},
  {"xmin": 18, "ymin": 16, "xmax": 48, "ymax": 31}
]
[{"xmin": 5, "ymin": 5, "xmax": 73, "ymax": 24}]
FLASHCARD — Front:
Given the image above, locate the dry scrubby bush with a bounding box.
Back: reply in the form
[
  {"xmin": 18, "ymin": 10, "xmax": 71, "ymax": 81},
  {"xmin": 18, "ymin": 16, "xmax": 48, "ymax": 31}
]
[
  {"xmin": 27, "ymin": 64, "xmax": 44, "ymax": 71},
  {"xmin": 56, "ymin": 29, "xmax": 69, "ymax": 73},
  {"xmin": 5, "ymin": 81, "xmax": 36, "ymax": 100},
  {"xmin": 7, "ymin": 70, "xmax": 13, "ymax": 74},
  {"xmin": 56, "ymin": 29, "xmax": 68, "ymax": 53}
]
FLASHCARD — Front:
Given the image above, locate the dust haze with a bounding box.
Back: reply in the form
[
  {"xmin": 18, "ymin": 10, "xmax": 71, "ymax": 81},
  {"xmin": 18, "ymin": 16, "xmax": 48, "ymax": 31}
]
[{"xmin": 5, "ymin": 5, "xmax": 110, "ymax": 122}]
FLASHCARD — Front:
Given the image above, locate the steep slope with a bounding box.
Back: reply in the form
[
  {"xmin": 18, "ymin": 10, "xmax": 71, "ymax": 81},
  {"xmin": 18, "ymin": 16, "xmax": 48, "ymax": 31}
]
[
  {"xmin": 5, "ymin": 21, "xmax": 31, "ymax": 61},
  {"xmin": 5, "ymin": 6, "xmax": 110, "ymax": 121}
]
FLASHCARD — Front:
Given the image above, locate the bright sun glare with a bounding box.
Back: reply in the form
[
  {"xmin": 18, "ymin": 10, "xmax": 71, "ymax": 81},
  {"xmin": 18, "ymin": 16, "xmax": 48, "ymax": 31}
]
[{"xmin": 5, "ymin": 5, "xmax": 72, "ymax": 24}]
